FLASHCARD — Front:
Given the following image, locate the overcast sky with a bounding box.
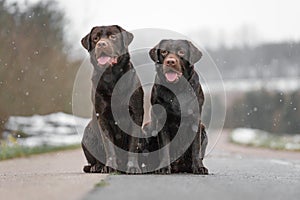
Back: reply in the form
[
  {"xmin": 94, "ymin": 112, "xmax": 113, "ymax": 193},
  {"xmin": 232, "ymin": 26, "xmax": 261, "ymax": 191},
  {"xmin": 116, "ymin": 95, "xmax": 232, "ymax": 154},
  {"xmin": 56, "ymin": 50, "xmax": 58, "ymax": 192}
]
[{"xmin": 17, "ymin": 0, "xmax": 300, "ymax": 49}]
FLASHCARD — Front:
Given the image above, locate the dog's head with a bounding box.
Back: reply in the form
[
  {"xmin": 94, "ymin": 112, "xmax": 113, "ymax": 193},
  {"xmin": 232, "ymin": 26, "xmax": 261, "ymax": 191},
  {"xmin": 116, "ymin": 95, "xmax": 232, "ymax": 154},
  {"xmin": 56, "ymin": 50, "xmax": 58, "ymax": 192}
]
[
  {"xmin": 149, "ymin": 39, "xmax": 202, "ymax": 83},
  {"xmin": 81, "ymin": 25, "xmax": 133, "ymax": 67}
]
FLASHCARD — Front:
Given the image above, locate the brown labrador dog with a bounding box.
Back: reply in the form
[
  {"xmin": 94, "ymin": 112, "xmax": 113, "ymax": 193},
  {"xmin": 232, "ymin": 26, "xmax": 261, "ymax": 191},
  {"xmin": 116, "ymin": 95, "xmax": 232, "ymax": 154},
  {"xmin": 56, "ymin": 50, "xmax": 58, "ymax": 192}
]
[
  {"xmin": 147, "ymin": 39, "xmax": 208, "ymax": 174},
  {"xmin": 81, "ymin": 25, "xmax": 144, "ymax": 174}
]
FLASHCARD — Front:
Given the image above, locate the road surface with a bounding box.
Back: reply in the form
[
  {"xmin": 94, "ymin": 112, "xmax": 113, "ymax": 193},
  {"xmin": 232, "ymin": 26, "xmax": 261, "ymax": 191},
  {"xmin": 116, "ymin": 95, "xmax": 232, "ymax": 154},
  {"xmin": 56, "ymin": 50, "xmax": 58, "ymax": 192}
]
[
  {"xmin": 0, "ymin": 130, "xmax": 299, "ymax": 200},
  {"xmin": 0, "ymin": 149, "xmax": 107, "ymax": 200},
  {"xmin": 85, "ymin": 131, "xmax": 300, "ymax": 200}
]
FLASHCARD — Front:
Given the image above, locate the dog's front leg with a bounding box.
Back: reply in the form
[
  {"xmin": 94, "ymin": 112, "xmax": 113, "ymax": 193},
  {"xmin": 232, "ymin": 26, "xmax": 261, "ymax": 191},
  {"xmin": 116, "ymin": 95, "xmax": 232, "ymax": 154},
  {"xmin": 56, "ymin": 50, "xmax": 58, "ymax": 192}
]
[
  {"xmin": 192, "ymin": 122, "xmax": 208, "ymax": 174},
  {"xmin": 156, "ymin": 128, "xmax": 171, "ymax": 174},
  {"xmin": 149, "ymin": 108, "xmax": 170, "ymax": 174},
  {"xmin": 100, "ymin": 129, "xmax": 118, "ymax": 173},
  {"xmin": 127, "ymin": 130, "xmax": 142, "ymax": 174}
]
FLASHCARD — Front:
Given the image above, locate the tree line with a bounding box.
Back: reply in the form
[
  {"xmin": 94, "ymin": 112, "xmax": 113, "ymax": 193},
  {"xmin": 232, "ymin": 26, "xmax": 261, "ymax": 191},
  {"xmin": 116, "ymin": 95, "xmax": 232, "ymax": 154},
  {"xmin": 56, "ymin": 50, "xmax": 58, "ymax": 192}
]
[
  {"xmin": 0, "ymin": 0, "xmax": 80, "ymax": 136},
  {"xmin": 202, "ymin": 90, "xmax": 300, "ymax": 135},
  {"xmin": 207, "ymin": 42, "xmax": 300, "ymax": 80}
]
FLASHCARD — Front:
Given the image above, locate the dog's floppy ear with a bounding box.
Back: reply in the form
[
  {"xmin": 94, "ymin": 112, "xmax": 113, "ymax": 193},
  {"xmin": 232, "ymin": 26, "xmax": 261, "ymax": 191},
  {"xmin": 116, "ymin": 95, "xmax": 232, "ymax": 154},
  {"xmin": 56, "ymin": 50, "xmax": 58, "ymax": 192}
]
[
  {"xmin": 115, "ymin": 25, "xmax": 134, "ymax": 47},
  {"xmin": 149, "ymin": 43, "xmax": 159, "ymax": 62},
  {"xmin": 81, "ymin": 33, "xmax": 91, "ymax": 51},
  {"xmin": 187, "ymin": 41, "xmax": 202, "ymax": 64},
  {"xmin": 81, "ymin": 27, "xmax": 97, "ymax": 51}
]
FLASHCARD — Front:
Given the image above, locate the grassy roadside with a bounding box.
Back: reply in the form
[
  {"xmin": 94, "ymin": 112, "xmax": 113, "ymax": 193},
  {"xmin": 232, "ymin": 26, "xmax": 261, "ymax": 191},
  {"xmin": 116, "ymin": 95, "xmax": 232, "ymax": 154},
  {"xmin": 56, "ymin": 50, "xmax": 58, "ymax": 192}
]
[
  {"xmin": 0, "ymin": 141, "xmax": 80, "ymax": 161},
  {"xmin": 229, "ymin": 128, "xmax": 300, "ymax": 151}
]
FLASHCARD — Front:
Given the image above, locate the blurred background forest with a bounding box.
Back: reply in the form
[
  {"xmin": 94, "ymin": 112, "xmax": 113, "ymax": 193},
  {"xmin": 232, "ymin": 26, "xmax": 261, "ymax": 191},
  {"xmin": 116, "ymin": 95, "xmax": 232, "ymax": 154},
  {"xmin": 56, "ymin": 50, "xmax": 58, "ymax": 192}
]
[
  {"xmin": 0, "ymin": 0, "xmax": 79, "ymax": 137},
  {"xmin": 0, "ymin": 0, "xmax": 299, "ymax": 140},
  {"xmin": 203, "ymin": 44, "xmax": 300, "ymax": 135}
]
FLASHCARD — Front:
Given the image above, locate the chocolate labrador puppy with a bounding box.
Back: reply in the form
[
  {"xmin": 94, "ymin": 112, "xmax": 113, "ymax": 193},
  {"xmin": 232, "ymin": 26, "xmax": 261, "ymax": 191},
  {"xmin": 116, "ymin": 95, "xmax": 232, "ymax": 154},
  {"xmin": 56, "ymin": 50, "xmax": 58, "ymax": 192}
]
[
  {"xmin": 81, "ymin": 25, "xmax": 144, "ymax": 174},
  {"xmin": 148, "ymin": 39, "xmax": 208, "ymax": 174}
]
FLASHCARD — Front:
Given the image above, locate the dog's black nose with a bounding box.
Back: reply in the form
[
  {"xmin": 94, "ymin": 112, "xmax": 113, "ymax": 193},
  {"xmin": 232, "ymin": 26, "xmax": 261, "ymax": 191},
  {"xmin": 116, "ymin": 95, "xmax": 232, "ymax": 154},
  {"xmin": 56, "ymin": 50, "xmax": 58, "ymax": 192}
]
[
  {"xmin": 165, "ymin": 57, "xmax": 176, "ymax": 66},
  {"xmin": 97, "ymin": 40, "xmax": 108, "ymax": 48}
]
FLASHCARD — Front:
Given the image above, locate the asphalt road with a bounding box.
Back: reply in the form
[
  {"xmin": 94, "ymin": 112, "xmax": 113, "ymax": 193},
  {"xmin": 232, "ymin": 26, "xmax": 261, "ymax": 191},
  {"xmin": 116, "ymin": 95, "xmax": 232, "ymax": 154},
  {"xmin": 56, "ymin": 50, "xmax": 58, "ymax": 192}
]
[
  {"xmin": 1, "ymin": 131, "xmax": 299, "ymax": 200},
  {"xmin": 0, "ymin": 149, "xmax": 107, "ymax": 200},
  {"xmin": 84, "ymin": 132, "xmax": 300, "ymax": 200}
]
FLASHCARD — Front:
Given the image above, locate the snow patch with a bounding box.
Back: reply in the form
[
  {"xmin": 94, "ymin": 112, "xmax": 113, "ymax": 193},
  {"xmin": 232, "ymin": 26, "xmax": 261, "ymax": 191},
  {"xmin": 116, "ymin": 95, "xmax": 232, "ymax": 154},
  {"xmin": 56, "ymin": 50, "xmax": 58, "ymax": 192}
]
[
  {"xmin": 230, "ymin": 128, "xmax": 300, "ymax": 151},
  {"xmin": 3, "ymin": 112, "xmax": 89, "ymax": 147},
  {"xmin": 231, "ymin": 128, "xmax": 257, "ymax": 144}
]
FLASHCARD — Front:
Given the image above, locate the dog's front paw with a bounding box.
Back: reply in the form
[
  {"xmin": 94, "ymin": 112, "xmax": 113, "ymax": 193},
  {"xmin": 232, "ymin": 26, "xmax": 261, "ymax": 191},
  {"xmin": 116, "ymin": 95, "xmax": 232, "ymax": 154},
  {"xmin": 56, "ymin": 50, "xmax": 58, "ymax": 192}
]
[
  {"xmin": 156, "ymin": 166, "xmax": 171, "ymax": 174},
  {"xmin": 126, "ymin": 160, "xmax": 142, "ymax": 174},
  {"xmin": 90, "ymin": 163, "xmax": 104, "ymax": 173},
  {"xmin": 101, "ymin": 166, "xmax": 117, "ymax": 173},
  {"xmin": 127, "ymin": 166, "xmax": 142, "ymax": 174},
  {"xmin": 192, "ymin": 166, "xmax": 209, "ymax": 175},
  {"xmin": 101, "ymin": 159, "xmax": 118, "ymax": 173}
]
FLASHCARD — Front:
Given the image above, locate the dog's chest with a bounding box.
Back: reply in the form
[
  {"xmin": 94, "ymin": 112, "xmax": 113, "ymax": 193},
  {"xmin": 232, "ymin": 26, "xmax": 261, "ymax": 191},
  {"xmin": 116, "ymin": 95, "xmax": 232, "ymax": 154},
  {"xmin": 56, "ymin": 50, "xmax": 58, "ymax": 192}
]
[
  {"xmin": 156, "ymin": 86, "xmax": 180, "ymax": 114},
  {"xmin": 94, "ymin": 69, "xmax": 137, "ymax": 114},
  {"xmin": 155, "ymin": 84, "xmax": 199, "ymax": 117}
]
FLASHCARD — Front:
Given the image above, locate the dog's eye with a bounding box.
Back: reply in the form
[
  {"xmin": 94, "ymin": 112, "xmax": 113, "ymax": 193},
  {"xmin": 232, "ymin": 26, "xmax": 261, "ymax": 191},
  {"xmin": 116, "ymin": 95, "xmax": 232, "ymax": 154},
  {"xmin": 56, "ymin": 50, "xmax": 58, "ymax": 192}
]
[
  {"xmin": 178, "ymin": 50, "xmax": 185, "ymax": 57},
  {"xmin": 161, "ymin": 50, "xmax": 168, "ymax": 57},
  {"xmin": 109, "ymin": 34, "xmax": 117, "ymax": 40},
  {"xmin": 93, "ymin": 36, "xmax": 99, "ymax": 42}
]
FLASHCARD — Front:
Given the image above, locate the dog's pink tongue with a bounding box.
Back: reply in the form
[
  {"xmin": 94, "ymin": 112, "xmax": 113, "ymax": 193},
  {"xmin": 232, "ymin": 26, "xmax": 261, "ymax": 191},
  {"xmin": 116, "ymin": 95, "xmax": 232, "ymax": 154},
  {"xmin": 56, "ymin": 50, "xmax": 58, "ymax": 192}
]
[
  {"xmin": 165, "ymin": 72, "xmax": 178, "ymax": 82},
  {"xmin": 97, "ymin": 56, "xmax": 111, "ymax": 65}
]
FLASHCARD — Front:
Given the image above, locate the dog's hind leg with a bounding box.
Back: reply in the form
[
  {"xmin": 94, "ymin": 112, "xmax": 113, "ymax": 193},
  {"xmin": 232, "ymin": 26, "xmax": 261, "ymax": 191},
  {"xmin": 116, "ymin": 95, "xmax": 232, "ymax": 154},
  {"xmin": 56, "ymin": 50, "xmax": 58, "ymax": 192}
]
[
  {"xmin": 82, "ymin": 143, "xmax": 103, "ymax": 173},
  {"xmin": 82, "ymin": 121, "xmax": 105, "ymax": 173},
  {"xmin": 200, "ymin": 123, "xmax": 208, "ymax": 161}
]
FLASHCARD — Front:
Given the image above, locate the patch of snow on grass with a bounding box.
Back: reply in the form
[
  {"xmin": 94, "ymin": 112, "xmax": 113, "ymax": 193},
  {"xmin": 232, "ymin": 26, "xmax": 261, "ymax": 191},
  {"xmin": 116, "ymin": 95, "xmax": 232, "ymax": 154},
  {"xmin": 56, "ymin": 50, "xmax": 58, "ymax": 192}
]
[
  {"xmin": 231, "ymin": 128, "xmax": 257, "ymax": 145},
  {"xmin": 4, "ymin": 112, "xmax": 89, "ymax": 147},
  {"xmin": 230, "ymin": 128, "xmax": 300, "ymax": 151}
]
